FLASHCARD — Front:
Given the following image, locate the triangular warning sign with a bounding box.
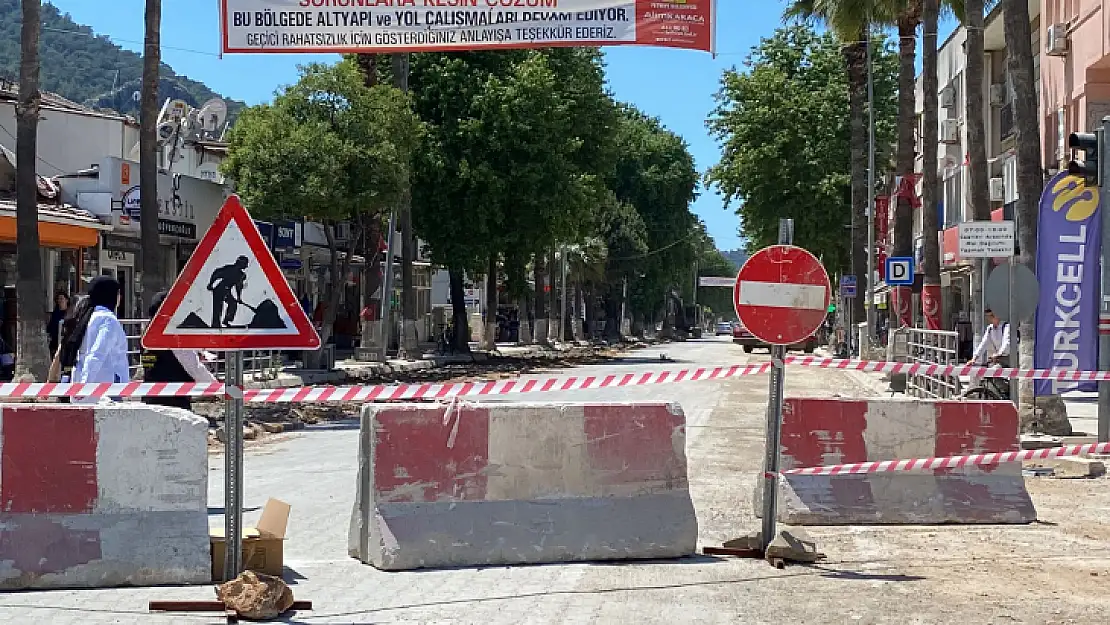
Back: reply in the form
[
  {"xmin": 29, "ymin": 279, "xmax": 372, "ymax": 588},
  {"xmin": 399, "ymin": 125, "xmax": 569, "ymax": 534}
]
[{"xmin": 142, "ymin": 195, "xmax": 321, "ymax": 351}]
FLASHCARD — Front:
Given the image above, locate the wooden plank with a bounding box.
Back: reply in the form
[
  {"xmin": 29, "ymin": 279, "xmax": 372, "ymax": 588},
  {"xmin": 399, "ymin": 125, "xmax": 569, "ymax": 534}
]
[{"xmin": 702, "ymin": 546, "xmax": 762, "ymax": 558}]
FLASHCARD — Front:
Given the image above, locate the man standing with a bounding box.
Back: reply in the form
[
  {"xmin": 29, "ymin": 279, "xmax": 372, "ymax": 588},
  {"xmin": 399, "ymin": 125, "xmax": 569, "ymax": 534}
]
[{"xmin": 207, "ymin": 255, "xmax": 249, "ymax": 328}]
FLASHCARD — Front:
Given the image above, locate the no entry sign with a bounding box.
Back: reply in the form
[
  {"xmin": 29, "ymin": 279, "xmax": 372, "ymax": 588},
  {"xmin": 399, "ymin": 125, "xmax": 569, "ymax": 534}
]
[{"xmin": 733, "ymin": 245, "xmax": 831, "ymax": 345}]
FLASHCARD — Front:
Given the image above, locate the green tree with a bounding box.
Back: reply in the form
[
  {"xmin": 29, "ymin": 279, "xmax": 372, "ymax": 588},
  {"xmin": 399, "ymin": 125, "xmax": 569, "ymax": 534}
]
[
  {"xmin": 222, "ymin": 60, "xmax": 421, "ymax": 352},
  {"xmin": 609, "ymin": 105, "xmax": 700, "ymax": 334},
  {"xmin": 706, "ymin": 26, "xmax": 898, "ymax": 284}
]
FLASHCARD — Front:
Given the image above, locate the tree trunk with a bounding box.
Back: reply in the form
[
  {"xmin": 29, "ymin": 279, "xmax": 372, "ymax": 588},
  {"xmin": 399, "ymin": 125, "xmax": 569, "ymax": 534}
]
[
  {"xmin": 603, "ymin": 289, "xmax": 621, "ymax": 342},
  {"xmin": 533, "ymin": 253, "xmax": 548, "ymax": 344},
  {"xmin": 894, "ymin": 7, "xmax": 921, "ymax": 329},
  {"xmin": 355, "ymin": 54, "xmax": 379, "ymax": 87},
  {"xmin": 584, "ymin": 283, "xmax": 597, "ymax": 341},
  {"xmin": 447, "ymin": 268, "xmax": 471, "ymax": 354},
  {"xmin": 14, "ymin": 0, "xmax": 49, "ymax": 381},
  {"xmin": 315, "ymin": 224, "xmax": 355, "ymax": 369},
  {"xmin": 1002, "ymin": 0, "xmax": 1046, "ymax": 420},
  {"xmin": 140, "ymin": 0, "xmax": 163, "ymax": 311},
  {"xmin": 845, "ymin": 37, "xmax": 869, "ymax": 325},
  {"xmin": 391, "ymin": 53, "xmax": 419, "ymax": 358},
  {"xmin": 921, "ymin": 0, "xmax": 943, "ymax": 330},
  {"xmin": 965, "ymin": 0, "xmax": 990, "ymax": 339},
  {"xmin": 547, "ymin": 248, "xmax": 558, "ymax": 341},
  {"xmin": 482, "ymin": 255, "xmax": 497, "ymax": 351},
  {"xmin": 573, "ymin": 279, "xmax": 583, "ymax": 341}
]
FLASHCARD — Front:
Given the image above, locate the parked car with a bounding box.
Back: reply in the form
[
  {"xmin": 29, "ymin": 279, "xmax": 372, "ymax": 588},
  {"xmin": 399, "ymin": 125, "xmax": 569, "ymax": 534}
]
[
  {"xmin": 715, "ymin": 321, "xmax": 733, "ymax": 336},
  {"xmin": 732, "ymin": 323, "xmax": 817, "ymax": 354}
]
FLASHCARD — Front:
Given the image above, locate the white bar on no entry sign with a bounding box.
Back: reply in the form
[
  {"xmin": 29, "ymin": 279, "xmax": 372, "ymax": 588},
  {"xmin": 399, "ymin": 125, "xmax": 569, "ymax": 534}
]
[{"xmin": 738, "ymin": 281, "xmax": 827, "ymax": 310}]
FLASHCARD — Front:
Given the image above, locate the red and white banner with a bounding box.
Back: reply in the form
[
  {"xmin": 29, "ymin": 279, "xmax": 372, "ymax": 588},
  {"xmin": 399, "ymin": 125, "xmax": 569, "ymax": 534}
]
[{"xmin": 220, "ymin": 0, "xmax": 716, "ymax": 54}]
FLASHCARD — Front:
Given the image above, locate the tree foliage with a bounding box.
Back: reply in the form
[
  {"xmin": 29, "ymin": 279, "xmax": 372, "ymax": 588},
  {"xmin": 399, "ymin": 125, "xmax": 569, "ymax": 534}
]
[{"xmin": 705, "ymin": 25, "xmax": 899, "ymax": 273}]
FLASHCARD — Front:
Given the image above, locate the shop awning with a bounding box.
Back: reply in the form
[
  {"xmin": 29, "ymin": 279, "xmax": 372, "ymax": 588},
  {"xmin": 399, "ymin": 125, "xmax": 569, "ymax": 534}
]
[{"xmin": 0, "ymin": 199, "xmax": 109, "ymax": 248}]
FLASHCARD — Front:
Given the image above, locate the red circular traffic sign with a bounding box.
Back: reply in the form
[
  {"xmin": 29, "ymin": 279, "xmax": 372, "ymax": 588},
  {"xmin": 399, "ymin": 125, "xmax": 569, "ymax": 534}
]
[{"xmin": 733, "ymin": 245, "xmax": 831, "ymax": 345}]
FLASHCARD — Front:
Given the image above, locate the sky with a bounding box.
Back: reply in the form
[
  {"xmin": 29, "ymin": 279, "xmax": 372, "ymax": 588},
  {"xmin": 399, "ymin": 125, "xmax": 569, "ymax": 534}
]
[{"xmin": 47, "ymin": 1, "xmax": 954, "ymax": 253}]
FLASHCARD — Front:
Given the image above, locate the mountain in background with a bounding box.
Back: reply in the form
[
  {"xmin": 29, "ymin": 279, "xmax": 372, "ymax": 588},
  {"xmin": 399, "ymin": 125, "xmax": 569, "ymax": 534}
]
[
  {"xmin": 720, "ymin": 249, "xmax": 747, "ymax": 271},
  {"xmin": 0, "ymin": 0, "xmax": 244, "ymax": 120}
]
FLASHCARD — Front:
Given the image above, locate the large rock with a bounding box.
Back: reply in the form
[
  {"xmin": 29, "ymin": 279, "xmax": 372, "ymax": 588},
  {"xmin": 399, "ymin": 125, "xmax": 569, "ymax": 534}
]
[
  {"xmin": 1019, "ymin": 387, "xmax": 1072, "ymax": 436},
  {"xmin": 216, "ymin": 571, "xmax": 294, "ymax": 620}
]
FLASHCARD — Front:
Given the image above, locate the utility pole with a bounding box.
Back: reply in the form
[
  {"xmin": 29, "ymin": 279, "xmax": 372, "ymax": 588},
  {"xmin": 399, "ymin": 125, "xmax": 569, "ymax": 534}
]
[
  {"xmin": 865, "ymin": 20, "xmax": 876, "ymax": 354},
  {"xmin": 1069, "ymin": 122, "xmax": 1107, "ymax": 442}
]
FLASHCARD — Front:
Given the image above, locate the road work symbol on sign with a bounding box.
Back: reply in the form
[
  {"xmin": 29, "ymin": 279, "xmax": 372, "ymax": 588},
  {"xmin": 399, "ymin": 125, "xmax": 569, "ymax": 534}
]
[
  {"xmin": 142, "ymin": 195, "xmax": 321, "ymax": 351},
  {"xmin": 733, "ymin": 245, "xmax": 831, "ymax": 345}
]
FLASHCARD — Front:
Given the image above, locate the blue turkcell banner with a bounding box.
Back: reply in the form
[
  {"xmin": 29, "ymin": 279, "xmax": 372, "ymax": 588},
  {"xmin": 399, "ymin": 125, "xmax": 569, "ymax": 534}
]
[{"xmin": 1034, "ymin": 173, "xmax": 1101, "ymax": 395}]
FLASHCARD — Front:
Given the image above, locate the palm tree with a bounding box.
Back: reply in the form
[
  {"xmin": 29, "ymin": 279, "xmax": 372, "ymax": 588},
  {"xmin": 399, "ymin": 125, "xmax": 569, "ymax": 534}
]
[
  {"xmin": 14, "ymin": 0, "xmax": 50, "ymax": 380},
  {"xmin": 920, "ymin": 0, "xmax": 942, "ymax": 329},
  {"xmin": 891, "ymin": 1, "xmax": 922, "ymax": 330},
  {"xmin": 1000, "ymin": 0, "xmax": 1044, "ymax": 413},
  {"xmin": 964, "ymin": 0, "xmax": 990, "ymax": 336},
  {"xmin": 140, "ymin": 0, "xmax": 164, "ymax": 312},
  {"xmin": 785, "ymin": 1, "xmax": 883, "ymax": 327},
  {"xmin": 533, "ymin": 253, "xmax": 549, "ymax": 344}
]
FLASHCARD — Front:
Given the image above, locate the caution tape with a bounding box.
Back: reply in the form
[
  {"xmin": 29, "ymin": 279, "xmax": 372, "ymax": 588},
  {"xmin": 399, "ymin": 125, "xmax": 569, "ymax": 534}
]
[
  {"xmin": 781, "ymin": 442, "xmax": 1110, "ymax": 476},
  {"xmin": 0, "ymin": 363, "xmax": 773, "ymax": 401},
  {"xmin": 784, "ymin": 356, "xmax": 1110, "ymax": 381},
  {"xmin": 9, "ymin": 357, "xmax": 1110, "ymax": 401}
]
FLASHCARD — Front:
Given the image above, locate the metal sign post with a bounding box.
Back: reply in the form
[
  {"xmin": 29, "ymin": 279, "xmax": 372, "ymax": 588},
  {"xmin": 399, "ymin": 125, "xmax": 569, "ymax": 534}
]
[
  {"xmin": 141, "ymin": 195, "xmax": 322, "ymax": 582},
  {"xmin": 224, "ymin": 352, "xmax": 245, "ymax": 580},
  {"xmin": 760, "ymin": 219, "xmax": 792, "ymax": 552}
]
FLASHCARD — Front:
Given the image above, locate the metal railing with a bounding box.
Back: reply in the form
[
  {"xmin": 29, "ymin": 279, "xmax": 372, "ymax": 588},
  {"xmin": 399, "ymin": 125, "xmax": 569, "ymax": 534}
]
[
  {"xmin": 905, "ymin": 328, "xmax": 962, "ymax": 399},
  {"xmin": 120, "ymin": 319, "xmax": 285, "ymax": 382}
]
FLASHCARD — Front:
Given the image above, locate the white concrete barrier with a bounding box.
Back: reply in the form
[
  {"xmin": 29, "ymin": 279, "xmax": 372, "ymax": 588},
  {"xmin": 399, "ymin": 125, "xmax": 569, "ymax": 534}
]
[
  {"xmin": 0, "ymin": 403, "xmax": 210, "ymax": 589},
  {"xmin": 755, "ymin": 398, "xmax": 1036, "ymax": 524},
  {"xmin": 349, "ymin": 401, "xmax": 698, "ymax": 570}
]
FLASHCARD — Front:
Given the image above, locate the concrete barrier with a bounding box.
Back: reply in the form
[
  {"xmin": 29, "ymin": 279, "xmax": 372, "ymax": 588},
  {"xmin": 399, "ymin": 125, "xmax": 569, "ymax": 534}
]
[
  {"xmin": 0, "ymin": 403, "xmax": 210, "ymax": 589},
  {"xmin": 349, "ymin": 401, "xmax": 697, "ymax": 570},
  {"xmin": 756, "ymin": 398, "xmax": 1036, "ymax": 525}
]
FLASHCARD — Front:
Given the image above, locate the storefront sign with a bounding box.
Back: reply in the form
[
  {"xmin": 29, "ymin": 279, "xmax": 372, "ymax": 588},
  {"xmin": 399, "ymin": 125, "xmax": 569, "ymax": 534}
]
[
  {"xmin": 255, "ymin": 220, "xmax": 275, "ymax": 247},
  {"xmin": 159, "ymin": 219, "xmax": 197, "ymax": 239},
  {"xmin": 220, "ymin": 0, "xmax": 716, "ymax": 55},
  {"xmin": 273, "ymin": 221, "xmax": 301, "ymax": 250},
  {"xmin": 102, "ymin": 233, "xmax": 142, "ymax": 254},
  {"xmin": 104, "ymin": 250, "xmax": 133, "ymax": 263},
  {"xmin": 1035, "ymin": 172, "xmax": 1100, "ymax": 395}
]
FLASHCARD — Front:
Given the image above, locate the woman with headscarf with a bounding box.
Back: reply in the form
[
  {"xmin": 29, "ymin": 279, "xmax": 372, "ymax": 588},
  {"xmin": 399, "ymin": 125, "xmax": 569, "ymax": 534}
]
[
  {"xmin": 64, "ymin": 277, "xmax": 130, "ymax": 400},
  {"xmin": 47, "ymin": 292, "xmax": 69, "ymax": 356},
  {"xmin": 49, "ymin": 295, "xmax": 89, "ymax": 384},
  {"xmin": 142, "ymin": 291, "xmax": 216, "ymax": 411}
]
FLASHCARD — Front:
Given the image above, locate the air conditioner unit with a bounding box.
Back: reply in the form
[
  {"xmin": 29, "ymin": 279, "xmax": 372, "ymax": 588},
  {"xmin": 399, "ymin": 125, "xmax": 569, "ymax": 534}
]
[
  {"xmin": 939, "ymin": 85, "xmax": 955, "ymax": 109},
  {"xmin": 1046, "ymin": 23, "xmax": 1069, "ymax": 57},
  {"xmin": 989, "ymin": 84, "xmax": 1007, "ymax": 107},
  {"xmin": 989, "ymin": 177, "xmax": 1005, "ymax": 202},
  {"xmin": 940, "ymin": 119, "xmax": 960, "ymax": 144}
]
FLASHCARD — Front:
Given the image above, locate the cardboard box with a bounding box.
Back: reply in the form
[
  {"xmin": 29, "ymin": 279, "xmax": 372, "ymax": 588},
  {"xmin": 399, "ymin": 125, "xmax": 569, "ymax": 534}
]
[{"xmin": 211, "ymin": 498, "xmax": 290, "ymax": 581}]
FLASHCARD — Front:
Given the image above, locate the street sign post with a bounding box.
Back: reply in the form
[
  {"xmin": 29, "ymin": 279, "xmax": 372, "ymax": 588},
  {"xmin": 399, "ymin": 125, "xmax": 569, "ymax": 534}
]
[
  {"xmin": 884, "ymin": 257, "xmax": 914, "ymax": 286},
  {"xmin": 142, "ymin": 195, "xmax": 321, "ymax": 581},
  {"xmin": 734, "ymin": 223, "xmax": 831, "ymax": 553},
  {"xmin": 840, "ymin": 274, "xmax": 857, "ymax": 298}
]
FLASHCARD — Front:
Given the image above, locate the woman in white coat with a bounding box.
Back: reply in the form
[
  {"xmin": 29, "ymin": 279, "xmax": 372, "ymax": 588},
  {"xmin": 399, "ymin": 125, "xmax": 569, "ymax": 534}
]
[{"xmin": 64, "ymin": 276, "xmax": 130, "ymax": 401}]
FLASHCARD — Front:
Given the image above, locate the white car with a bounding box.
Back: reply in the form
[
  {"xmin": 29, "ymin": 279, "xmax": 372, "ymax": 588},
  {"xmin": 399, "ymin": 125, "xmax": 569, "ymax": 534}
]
[{"xmin": 715, "ymin": 321, "xmax": 734, "ymax": 336}]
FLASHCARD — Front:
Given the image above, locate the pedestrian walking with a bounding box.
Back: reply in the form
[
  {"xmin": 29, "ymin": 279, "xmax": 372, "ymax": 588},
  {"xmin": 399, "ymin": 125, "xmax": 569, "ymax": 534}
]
[
  {"xmin": 142, "ymin": 291, "xmax": 217, "ymax": 411},
  {"xmin": 50, "ymin": 295, "xmax": 89, "ymax": 383},
  {"xmin": 47, "ymin": 291, "xmax": 69, "ymax": 356},
  {"xmin": 65, "ymin": 277, "xmax": 130, "ymax": 402}
]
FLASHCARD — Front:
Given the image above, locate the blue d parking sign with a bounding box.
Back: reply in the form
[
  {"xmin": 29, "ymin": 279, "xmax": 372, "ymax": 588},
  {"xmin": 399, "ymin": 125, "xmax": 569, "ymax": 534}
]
[{"xmin": 885, "ymin": 257, "xmax": 915, "ymax": 286}]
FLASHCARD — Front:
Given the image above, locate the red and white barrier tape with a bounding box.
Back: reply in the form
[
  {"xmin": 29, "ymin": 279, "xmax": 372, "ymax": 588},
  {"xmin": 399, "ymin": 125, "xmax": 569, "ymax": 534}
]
[
  {"xmin": 0, "ymin": 363, "xmax": 772, "ymax": 401},
  {"xmin": 781, "ymin": 442, "xmax": 1110, "ymax": 476},
  {"xmin": 9, "ymin": 357, "xmax": 1110, "ymax": 401},
  {"xmin": 0, "ymin": 381, "xmax": 229, "ymax": 400},
  {"xmin": 240, "ymin": 363, "xmax": 773, "ymax": 403},
  {"xmin": 785, "ymin": 356, "xmax": 1110, "ymax": 381}
]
